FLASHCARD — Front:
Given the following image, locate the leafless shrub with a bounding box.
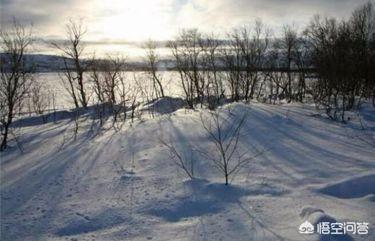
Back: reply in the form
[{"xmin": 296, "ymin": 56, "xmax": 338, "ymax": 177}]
[
  {"xmin": 52, "ymin": 19, "xmax": 88, "ymax": 109},
  {"xmin": 30, "ymin": 82, "xmax": 49, "ymax": 122},
  {"xmin": 129, "ymin": 79, "xmax": 140, "ymax": 124},
  {"xmin": 198, "ymin": 110, "xmax": 262, "ymax": 185},
  {"xmin": 144, "ymin": 39, "xmax": 165, "ymax": 99},
  {"xmin": 160, "ymin": 138, "xmax": 196, "ymax": 179},
  {"xmin": 201, "ymin": 33, "xmax": 224, "ymax": 109},
  {"xmin": 118, "ymin": 74, "xmax": 130, "ymax": 122},
  {"xmin": 134, "ymin": 72, "xmax": 156, "ymax": 118},
  {"xmin": 222, "ymin": 20, "xmax": 270, "ymax": 103},
  {"xmin": 304, "ymin": 2, "xmax": 375, "ymax": 121},
  {"xmin": 281, "ymin": 24, "xmax": 299, "ymax": 103},
  {"xmin": 168, "ymin": 29, "xmax": 204, "ymax": 108}
]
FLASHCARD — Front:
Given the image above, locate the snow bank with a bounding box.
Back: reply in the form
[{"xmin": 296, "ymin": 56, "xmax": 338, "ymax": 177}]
[{"xmin": 318, "ymin": 174, "xmax": 375, "ymax": 199}]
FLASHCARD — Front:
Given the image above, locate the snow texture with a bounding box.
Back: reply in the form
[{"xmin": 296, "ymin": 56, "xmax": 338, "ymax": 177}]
[{"xmin": 1, "ymin": 102, "xmax": 374, "ymax": 241}]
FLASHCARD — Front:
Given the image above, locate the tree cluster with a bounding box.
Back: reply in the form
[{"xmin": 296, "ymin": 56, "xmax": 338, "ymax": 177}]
[{"xmin": 305, "ymin": 2, "xmax": 375, "ymax": 120}]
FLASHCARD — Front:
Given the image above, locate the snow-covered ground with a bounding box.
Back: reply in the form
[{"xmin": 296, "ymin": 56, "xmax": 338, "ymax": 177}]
[{"xmin": 1, "ymin": 102, "xmax": 374, "ymax": 241}]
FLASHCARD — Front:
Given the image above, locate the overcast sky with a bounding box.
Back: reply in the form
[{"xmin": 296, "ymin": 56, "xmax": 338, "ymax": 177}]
[{"xmin": 0, "ymin": 0, "xmax": 372, "ymax": 41}]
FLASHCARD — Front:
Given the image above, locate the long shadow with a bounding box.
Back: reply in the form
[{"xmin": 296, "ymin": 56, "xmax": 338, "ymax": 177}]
[
  {"xmin": 236, "ymin": 201, "xmax": 287, "ymax": 241},
  {"xmin": 0, "ymin": 125, "xmax": 115, "ymax": 241},
  {"xmin": 164, "ymin": 114, "xmax": 234, "ymax": 180},
  {"xmin": 55, "ymin": 208, "xmax": 130, "ymax": 237},
  {"xmin": 262, "ymin": 107, "xmax": 375, "ymax": 168},
  {"xmin": 0, "ymin": 145, "xmax": 81, "ymax": 241},
  {"xmin": 143, "ymin": 96, "xmax": 186, "ymax": 115},
  {"xmin": 257, "ymin": 103, "xmax": 375, "ymax": 152},
  {"xmin": 145, "ymin": 178, "xmax": 286, "ymax": 222},
  {"xmin": 234, "ymin": 104, "xmax": 375, "ymax": 185},
  {"xmin": 11, "ymin": 103, "xmax": 133, "ymax": 128}
]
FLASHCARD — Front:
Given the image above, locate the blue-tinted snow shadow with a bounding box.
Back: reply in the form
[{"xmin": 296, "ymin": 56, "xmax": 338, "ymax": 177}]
[
  {"xmin": 317, "ymin": 173, "xmax": 375, "ymax": 199},
  {"xmin": 55, "ymin": 208, "xmax": 129, "ymax": 236},
  {"xmin": 233, "ymin": 104, "xmax": 375, "ymax": 185},
  {"xmin": 145, "ymin": 179, "xmax": 287, "ymax": 222},
  {"xmin": 316, "ymin": 215, "xmax": 354, "ymax": 241},
  {"xmin": 11, "ymin": 103, "xmax": 133, "ymax": 128},
  {"xmin": 143, "ymin": 97, "xmax": 186, "ymax": 115}
]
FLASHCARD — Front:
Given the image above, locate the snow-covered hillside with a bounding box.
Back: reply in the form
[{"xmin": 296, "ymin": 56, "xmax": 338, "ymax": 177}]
[{"xmin": 1, "ymin": 102, "xmax": 374, "ymax": 241}]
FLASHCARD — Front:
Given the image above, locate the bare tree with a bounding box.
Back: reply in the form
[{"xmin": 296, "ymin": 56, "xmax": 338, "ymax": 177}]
[
  {"xmin": 221, "ymin": 21, "xmax": 271, "ymax": 103},
  {"xmin": 199, "ymin": 110, "xmax": 261, "ymax": 185},
  {"xmin": 304, "ymin": 3, "xmax": 375, "ymax": 122},
  {"xmin": 89, "ymin": 55, "xmax": 126, "ymax": 125},
  {"xmin": 349, "ymin": 1, "xmax": 375, "ymax": 106},
  {"xmin": 129, "ymin": 74, "xmax": 141, "ymax": 123},
  {"xmin": 264, "ymin": 43, "xmax": 289, "ymax": 104},
  {"xmin": 242, "ymin": 20, "xmax": 270, "ymax": 101},
  {"xmin": 30, "ymin": 81, "xmax": 49, "ymax": 122},
  {"xmin": 103, "ymin": 56, "xmax": 125, "ymax": 106},
  {"xmin": 294, "ymin": 38, "xmax": 309, "ymax": 102},
  {"xmin": 134, "ymin": 72, "xmax": 157, "ymax": 118},
  {"xmin": 222, "ymin": 29, "xmax": 243, "ymax": 102},
  {"xmin": 53, "ymin": 19, "xmax": 88, "ymax": 108},
  {"xmin": 169, "ymin": 29, "xmax": 204, "ymax": 108},
  {"xmin": 0, "ymin": 19, "xmax": 33, "ymax": 151},
  {"xmin": 160, "ymin": 138, "xmax": 195, "ymax": 179},
  {"xmin": 89, "ymin": 55, "xmax": 105, "ymax": 104},
  {"xmin": 169, "ymin": 39, "xmax": 194, "ymax": 108},
  {"xmin": 144, "ymin": 40, "xmax": 165, "ymax": 99},
  {"xmin": 201, "ymin": 33, "xmax": 224, "ymax": 109},
  {"xmin": 281, "ymin": 24, "xmax": 298, "ymax": 102},
  {"xmin": 118, "ymin": 73, "xmax": 131, "ymax": 122}
]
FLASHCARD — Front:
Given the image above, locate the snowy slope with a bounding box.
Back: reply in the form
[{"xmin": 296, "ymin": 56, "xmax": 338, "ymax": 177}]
[{"xmin": 1, "ymin": 102, "xmax": 374, "ymax": 241}]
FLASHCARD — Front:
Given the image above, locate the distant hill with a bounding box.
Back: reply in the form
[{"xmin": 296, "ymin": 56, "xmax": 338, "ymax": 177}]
[
  {"xmin": 0, "ymin": 53, "xmax": 75, "ymax": 72},
  {"xmin": 1, "ymin": 52, "xmax": 313, "ymax": 73},
  {"xmin": 0, "ymin": 53, "xmax": 158, "ymax": 72}
]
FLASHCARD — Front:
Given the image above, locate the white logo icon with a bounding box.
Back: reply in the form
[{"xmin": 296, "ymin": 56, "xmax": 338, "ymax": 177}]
[{"xmin": 299, "ymin": 221, "xmax": 315, "ymax": 234}]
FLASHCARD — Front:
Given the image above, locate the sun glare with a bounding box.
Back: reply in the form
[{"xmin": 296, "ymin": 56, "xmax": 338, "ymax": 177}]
[{"xmin": 91, "ymin": 0, "xmax": 173, "ymax": 41}]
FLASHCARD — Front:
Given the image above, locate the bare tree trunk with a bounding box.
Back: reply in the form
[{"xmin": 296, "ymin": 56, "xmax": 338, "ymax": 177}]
[
  {"xmin": 0, "ymin": 19, "xmax": 33, "ymax": 151},
  {"xmin": 145, "ymin": 40, "xmax": 165, "ymax": 98},
  {"xmin": 52, "ymin": 19, "xmax": 88, "ymax": 109}
]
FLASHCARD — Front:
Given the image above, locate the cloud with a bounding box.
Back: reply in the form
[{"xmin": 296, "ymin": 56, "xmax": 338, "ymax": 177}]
[
  {"xmin": 0, "ymin": 0, "xmax": 371, "ymax": 40},
  {"xmin": 0, "ymin": 0, "xmax": 92, "ymax": 38},
  {"xmin": 174, "ymin": 0, "xmax": 371, "ymax": 36}
]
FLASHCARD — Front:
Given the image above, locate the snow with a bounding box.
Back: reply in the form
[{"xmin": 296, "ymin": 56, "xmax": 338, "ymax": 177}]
[
  {"xmin": 318, "ymin": 173, "xmax": 375, "ymax": 199},
  {"xmin": 142, "ymin": 97, "xmax": 186, "ymax": 115},
  {"xmin": 1, "ymin": 102, "xmax": 374, "ymax": 241}
]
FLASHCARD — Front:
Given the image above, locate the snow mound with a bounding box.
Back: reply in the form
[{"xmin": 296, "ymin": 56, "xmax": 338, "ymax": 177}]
[
  {"xmin": 318, "ymin": 173, "xmax": 375, "ymax": 199},
  {"xmin": 143, "ymin": 97, "xmax": 185, "ymax": 114},
  {"xmin": 363, "ymin": 194, "xmax": 375, "ymax": 202}
]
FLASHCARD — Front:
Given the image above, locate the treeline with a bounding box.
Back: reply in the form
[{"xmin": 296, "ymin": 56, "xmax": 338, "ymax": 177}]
[
  {"xmin": 1, "ymin": 2, "xmax": 374, "ymax": 151},
  {"xmin": 166, "ymin": 2, "xmax": 375, "ymax": 114},
  {"xmin": 305, "ymin": 3, "xmax": 375, "ymax": 120}
]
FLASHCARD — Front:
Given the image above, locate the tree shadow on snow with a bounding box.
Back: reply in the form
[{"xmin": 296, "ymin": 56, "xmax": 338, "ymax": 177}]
[
  {"xmin": 317, "ymin": 173, "xmax": 375, "ymax": 199},
  {"xmin": 145, "ymin": 179, "xmax": 287, "ymax": 222},
  {"xmin": 11, "ymin": 103, "xmax": 133, "ymax": 128},
  {"xmin": 142, "ymin": 97, "xmax": 186, "ymax": 115},
  {"xmin": 55, "ymin": 208, "xmax": 129, "ymax": 236}
]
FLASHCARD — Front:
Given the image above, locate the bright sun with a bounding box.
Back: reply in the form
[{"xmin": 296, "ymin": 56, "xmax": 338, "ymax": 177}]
[{"xmin": 91, "ymin": 0, "xmax": 174, "ymax": 41}]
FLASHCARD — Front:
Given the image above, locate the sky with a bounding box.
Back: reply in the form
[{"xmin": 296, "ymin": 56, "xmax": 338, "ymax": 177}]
[{"xmin": 1, "ymin": 0, "xmax": 372, "ymax": 42}]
